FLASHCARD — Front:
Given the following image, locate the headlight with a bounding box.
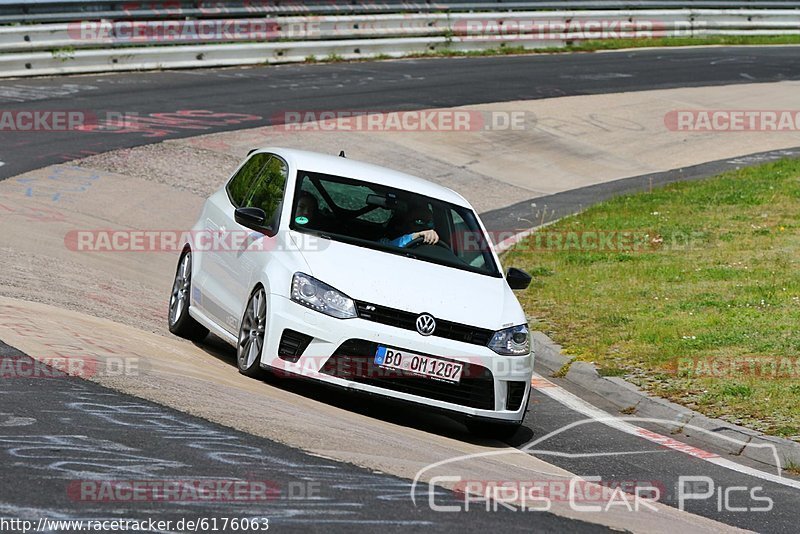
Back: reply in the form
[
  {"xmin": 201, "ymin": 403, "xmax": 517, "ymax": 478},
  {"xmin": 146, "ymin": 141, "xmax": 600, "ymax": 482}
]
[
  {"xmin": 291, "ymin": 273, "xmax": 356, "ymax": 319},
  {"xmin": 488, "ymin": 324, "xmax": 530, "ymax": 356}
]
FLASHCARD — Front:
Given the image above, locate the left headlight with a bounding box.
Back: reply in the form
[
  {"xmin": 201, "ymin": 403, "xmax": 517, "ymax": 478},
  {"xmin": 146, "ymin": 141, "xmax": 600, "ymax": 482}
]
[
  {"xmin": 488, "ymin": 324, "xmax": 530, "ymax": 356},
  {"xmin": 291, "ymin": 272, "xmax": 357, "ymax": 319}
]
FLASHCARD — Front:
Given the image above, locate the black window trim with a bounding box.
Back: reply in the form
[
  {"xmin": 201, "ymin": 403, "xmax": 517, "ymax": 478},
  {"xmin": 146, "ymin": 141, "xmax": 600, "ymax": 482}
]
[
  {"xmin": 225, "ymin": 152, "xmax": 290, "ymax": 237},
  {"xmin": 225, "ymin": 152, "xmax": 273, "ymax": 208}
]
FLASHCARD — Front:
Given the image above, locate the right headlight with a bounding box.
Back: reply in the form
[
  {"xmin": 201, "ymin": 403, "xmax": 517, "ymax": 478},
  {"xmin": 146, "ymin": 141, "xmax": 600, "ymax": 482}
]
[
  {"xmin": 488, "ymin": 324, "xmax": 530, "ymax": 356},
  {"xmin": 290, "ymin": 272, "xmax": 357, "ymax": 319}
]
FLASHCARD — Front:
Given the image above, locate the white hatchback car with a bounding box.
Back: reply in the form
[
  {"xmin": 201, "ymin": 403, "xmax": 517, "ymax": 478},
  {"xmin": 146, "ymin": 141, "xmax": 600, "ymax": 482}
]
[{"xmin": 168, "ymin": 148, "xmax": 534, "ymax": 437}]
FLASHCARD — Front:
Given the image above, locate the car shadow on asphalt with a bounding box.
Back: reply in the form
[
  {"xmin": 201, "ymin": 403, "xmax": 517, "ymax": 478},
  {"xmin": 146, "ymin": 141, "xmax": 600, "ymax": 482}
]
[{"xmin": 195, "ymin": 333, "xmax": 535, "ymax": 448}]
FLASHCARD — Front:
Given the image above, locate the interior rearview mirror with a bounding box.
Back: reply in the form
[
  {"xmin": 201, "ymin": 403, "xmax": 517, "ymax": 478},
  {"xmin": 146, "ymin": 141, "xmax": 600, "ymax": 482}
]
[{"xmin": 367, "ymin": 193, "xmax": 398, "ymax": 209}]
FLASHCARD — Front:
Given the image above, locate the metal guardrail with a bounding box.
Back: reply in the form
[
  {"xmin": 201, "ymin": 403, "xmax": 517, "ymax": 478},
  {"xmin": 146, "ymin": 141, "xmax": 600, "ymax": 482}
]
[
  {"xmin": 3, "ymin": 10, "xmax": 800, "ymax": 53},
  {"xmin": 0, "ymin": 5, "xmax": 799, "ymax": 77},
  {"xmin": 1, "ymin": 1, "xmax": 800, "ymax": 23}
]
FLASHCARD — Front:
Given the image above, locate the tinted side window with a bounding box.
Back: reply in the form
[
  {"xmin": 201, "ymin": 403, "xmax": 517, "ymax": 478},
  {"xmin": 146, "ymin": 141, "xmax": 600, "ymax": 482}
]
[
  {"xmin": 450, "ymin": 208, "xmax": 489, "ymax": 270},
  {"xmin": 226, "ymin": 153, "xmax": 271, "ymax": 206},
  {"xmin": 243, "ymin": 156, "xmax": 289, "ymax": 231}
]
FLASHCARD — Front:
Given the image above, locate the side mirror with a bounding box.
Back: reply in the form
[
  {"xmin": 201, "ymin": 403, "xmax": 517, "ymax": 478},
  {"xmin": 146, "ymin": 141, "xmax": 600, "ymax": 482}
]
[
  {"xmin": 506, "ymin": 267, "xmax": 532, "ymax": 290},
  {"xmin": 234, "ymin": 207, "xmax": 267, "ymax": 231}
]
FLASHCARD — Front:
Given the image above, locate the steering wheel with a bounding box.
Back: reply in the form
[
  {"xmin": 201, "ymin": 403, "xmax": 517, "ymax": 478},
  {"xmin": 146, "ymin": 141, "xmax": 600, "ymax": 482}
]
[{"xmin": 404, "ymin": 236, "xmax": 451, "ymax": 250}]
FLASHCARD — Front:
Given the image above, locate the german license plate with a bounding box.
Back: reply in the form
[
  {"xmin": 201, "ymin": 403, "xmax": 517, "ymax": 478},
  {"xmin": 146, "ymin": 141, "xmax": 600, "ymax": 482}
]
[{"xmin": 374, "ymin": 346, "xmax": 463, "ymax": 383}]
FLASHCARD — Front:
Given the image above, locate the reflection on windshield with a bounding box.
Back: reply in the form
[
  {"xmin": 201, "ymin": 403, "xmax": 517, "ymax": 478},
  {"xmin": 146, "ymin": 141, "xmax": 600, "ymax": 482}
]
[{"xmin": 288, "ymin": 170, "xmax": 500, "ymax": 277}]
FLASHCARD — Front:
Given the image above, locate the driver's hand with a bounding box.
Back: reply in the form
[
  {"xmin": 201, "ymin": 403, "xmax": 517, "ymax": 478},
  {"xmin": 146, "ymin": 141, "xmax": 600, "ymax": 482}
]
[{"xmin": 415, "ymin": 229, "xmax": 439, "ymax": 245}]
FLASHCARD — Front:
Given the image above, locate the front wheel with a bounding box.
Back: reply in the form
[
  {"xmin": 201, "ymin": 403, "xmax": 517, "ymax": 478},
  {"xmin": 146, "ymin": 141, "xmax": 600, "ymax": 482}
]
[
  {"xmin": 168, "ymin": 251, "xmax": 208, "ymax": 342},
  {"xmin": 237, "ymin": 286, "xmax": 267, "ymax": 377}
]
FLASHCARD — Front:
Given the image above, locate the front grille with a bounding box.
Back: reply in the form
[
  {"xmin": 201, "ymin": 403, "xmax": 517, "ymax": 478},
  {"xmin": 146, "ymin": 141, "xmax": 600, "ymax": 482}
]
[
  {"xmin": 506, "ymin": 381, "xmax": 528, "ymax": 411},
  {"xmin": 320, "ymin": 339, "xmax": 495, "ymax": 410},
  {"xmin": 355, "ymin": 301, "xmax": 494, "ymax": 346},
  {"xmin": 277, "ymin": 329, "xmax": 313, "ymax": 363}
]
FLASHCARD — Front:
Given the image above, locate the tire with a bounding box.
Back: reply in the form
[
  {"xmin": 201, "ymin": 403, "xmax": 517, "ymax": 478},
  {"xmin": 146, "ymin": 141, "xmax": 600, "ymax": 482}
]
[
  {"xmin": 237, "ymin": 286, "xmax": 267, "ymax": 378},
  {"xmin": 168, "ymin": 251, "xmax": 209, "ymax": 342},
  {"xmin": 466, "ymin": 420, "xmax": 523, "ymax": 440}
]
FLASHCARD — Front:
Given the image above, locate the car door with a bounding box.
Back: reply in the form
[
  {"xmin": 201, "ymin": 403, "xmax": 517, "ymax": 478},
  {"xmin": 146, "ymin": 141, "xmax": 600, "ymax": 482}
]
[
  {"xmin": 213, "ymin": 153, "xmax": 289, "ymax": 334},
  {"xmin": 196, "ymin": 152, "xmax": 274, "ymax": 332}
]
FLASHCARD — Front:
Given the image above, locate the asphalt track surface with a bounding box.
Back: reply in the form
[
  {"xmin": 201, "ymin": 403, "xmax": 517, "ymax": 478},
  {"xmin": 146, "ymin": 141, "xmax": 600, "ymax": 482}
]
[
  {"xmin": 1, "ymin": 46, "xmax": 799, "ymax": 182},
  {"xmin": 0, "ymin": 341, "xmax": 609, "ymax": 533},
  {"xmin": 2, "ymin": 47, "xmax": 800, "ymax": 532}
]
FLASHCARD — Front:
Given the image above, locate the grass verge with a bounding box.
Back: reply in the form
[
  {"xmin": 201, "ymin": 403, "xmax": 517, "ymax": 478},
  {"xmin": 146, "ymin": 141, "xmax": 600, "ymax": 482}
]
[
  {"xmin": 301, "ymin": 35, "xmax": 800, "ymax": 64},
  {"xmin": 503, "ymin": 158, "xmax": 800, "ymax": 440}
]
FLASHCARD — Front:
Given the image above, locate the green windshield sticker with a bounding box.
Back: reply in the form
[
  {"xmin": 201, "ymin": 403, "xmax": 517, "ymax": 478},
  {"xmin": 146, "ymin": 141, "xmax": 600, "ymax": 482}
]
[{"xmin": 295, "ymin": 216, "xmax": 309, "ymax": 225}]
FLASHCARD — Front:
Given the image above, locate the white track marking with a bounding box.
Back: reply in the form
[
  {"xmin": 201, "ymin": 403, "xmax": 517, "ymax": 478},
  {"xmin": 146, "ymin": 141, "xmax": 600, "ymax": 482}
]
[
  {"xmin": 531, "ymin": 372, "xmax": 800, "ymax": 490},
  {"xmin": 496, "ymin": 227, "xmax": 536, "ymax": 253}
]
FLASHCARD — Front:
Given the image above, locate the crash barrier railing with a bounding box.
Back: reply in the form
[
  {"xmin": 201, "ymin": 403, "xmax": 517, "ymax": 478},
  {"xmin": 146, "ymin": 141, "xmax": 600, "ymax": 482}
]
[
  {"xmin": 1, "ymin": 5, "xmax": 799, "ymax": 77},
  {"xmin": 2, "ymin": 1, "xmax": 800, "ymax": 23}
]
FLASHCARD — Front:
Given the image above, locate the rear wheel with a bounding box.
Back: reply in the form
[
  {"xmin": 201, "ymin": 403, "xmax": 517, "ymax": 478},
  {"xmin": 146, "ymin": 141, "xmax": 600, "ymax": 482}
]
[
  {"xmin": 237, "ymin": 286, "xmax": 267, "ymax": 377},
  {"xmin": 168, "ymin": 251, "xmax": 208, "ymax": 342}
]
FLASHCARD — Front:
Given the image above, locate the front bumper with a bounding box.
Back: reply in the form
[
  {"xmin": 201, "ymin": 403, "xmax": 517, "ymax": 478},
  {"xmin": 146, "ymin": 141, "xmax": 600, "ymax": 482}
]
[{"xmin": 260, "ymin": 294, "xmax": 533, "ymax": 423}]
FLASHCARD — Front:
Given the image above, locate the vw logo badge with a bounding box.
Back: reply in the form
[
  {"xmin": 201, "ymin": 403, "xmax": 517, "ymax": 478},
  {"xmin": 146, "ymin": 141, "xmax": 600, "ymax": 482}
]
[{"xmin": 416, "ymin": 313, "xmax": 436, "ymax": 336}]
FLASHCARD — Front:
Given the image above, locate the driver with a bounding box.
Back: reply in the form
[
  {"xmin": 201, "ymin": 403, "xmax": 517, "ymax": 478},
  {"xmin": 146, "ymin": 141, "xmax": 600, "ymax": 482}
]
[
  {"xmin": 381, "ymin": 204, "xmax": 439, "ymax": 248},
  {"xmin": 294, "ymin": 191, "xmax": 319, "ymax": 226}
]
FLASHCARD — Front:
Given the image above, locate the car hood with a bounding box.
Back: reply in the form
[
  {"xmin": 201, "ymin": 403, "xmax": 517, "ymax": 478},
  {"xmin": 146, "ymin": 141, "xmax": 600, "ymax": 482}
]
[{"xmin": 290, "ymin": 232, "xmax": 524, "ymax": 329}]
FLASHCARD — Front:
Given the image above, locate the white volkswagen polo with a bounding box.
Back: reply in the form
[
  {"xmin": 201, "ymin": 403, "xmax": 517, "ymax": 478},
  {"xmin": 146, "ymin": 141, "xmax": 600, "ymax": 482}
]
[{"xmin": 168, "ymin": 148, "xmax": 534, "ymax": 437}]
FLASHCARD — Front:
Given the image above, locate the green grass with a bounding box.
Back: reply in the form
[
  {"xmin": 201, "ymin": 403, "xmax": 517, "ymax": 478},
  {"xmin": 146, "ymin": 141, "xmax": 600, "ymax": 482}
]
[
  {"xmin": 324, "ymin": 53, "xmax": 345, "ymax": 62},
  {"xmin": 298, "ymin": 35, "xmax": 800, "ymax": 65},
  {"xmin": 559, "ymin": 34, "xmax": 800, "ymax": 51},
  {"xmin": 785, "ymin": 459, "xmax": 800, "ymax": 475},
  {"xmin": 51, "ymin": 46, "xmax": 76, "ymax": 61},
  {"xmin": 504, "ymin": 158, "xmax": 800, "ymax": 440}
]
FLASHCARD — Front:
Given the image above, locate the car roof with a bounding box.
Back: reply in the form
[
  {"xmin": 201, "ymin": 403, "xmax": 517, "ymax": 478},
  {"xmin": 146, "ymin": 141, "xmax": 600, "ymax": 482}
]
[{"xmin": 257, "ymin": 147, "xmax": 471, "ymax": 208}]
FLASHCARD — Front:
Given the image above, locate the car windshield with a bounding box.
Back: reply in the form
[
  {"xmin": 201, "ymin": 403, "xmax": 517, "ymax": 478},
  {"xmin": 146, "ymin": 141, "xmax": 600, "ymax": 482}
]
[{"xmin": 288, "ymin": 170, "xmax": 501, "ymax": 277}]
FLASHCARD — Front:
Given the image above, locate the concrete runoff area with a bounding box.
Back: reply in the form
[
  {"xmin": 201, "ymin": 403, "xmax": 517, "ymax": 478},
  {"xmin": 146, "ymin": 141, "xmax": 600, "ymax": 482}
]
[
  {"xmin": 1, "ymin": 81, "xmax": 800, "ymax": 531},
  {"xmin": 73, "ymin": 80, "xmax": 800, "ymax": 215}
]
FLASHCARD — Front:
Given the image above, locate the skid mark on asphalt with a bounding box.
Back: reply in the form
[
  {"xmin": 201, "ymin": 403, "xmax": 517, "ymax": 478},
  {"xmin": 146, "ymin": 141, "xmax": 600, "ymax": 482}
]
[
  {"xmin": 0, "ymin": 434, "xmax": 185, "ymax": 478},
  {"xmin": 0, "ymin": 84, "xmax": 98, "ymax": 103},
  {"xmin": 0, "ymin": 413, "xmax": 36, "ymax": 427},
  {"xmin": 0, "ymin": 377, "xmax": 482, "ymax": 529}
]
